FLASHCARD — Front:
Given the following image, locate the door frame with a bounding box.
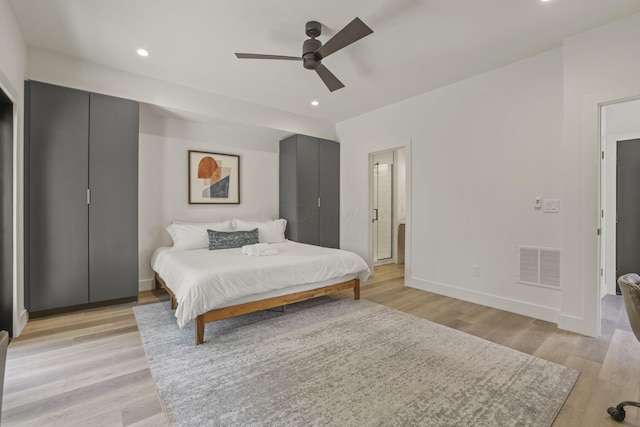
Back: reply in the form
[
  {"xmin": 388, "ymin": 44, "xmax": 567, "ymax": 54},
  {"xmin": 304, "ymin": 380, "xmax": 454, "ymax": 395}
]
[
  {"xmin": 0, "ymin": 88, "xmax": 13, "ymax": 335},
  {"xmin": 367, "ymin": 143, "xmax": 412, "ymax": 281},
  {"xmin": 0, "ymin": 72, "xmax": 22, "ymax": 337}
]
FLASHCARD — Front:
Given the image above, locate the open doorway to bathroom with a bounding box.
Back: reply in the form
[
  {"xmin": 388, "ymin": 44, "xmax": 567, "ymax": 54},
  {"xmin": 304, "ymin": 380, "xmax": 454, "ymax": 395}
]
[{"xmin": 369, "ymin": 148, "xmax": 407, "ymax": 267}]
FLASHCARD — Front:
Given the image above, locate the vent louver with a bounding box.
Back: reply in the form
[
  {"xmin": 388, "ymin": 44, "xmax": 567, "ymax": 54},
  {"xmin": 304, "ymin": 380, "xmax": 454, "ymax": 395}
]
[{"xmin": 518, "ymin": 246, "xmax": 560, "ymax": 288}]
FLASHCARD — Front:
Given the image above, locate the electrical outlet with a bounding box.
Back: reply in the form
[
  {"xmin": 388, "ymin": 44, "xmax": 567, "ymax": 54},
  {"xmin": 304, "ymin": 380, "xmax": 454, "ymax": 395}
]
[{"xmin": 472, "ymin": 265, "xmax": 480, "ymax": 277}]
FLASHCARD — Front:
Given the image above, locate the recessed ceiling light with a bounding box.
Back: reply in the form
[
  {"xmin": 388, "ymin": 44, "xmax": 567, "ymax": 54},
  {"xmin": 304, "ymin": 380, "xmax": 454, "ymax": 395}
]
[
  {"xmin": 311, "ymin": 100, "xmax": 319, "ymax": 107},
  {"xmin": 137, "ymin": 48, "xmax": 149, "ymax": 57},
  {"xmin": 541, "ymin": 0, "xmax": 551, "ymax": 2}
]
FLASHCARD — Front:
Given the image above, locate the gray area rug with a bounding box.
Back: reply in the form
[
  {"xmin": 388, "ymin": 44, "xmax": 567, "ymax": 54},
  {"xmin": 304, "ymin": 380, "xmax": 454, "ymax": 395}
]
[{"xmin": 134, "ymin": 298, "xmax": 578, "ymax": 427}]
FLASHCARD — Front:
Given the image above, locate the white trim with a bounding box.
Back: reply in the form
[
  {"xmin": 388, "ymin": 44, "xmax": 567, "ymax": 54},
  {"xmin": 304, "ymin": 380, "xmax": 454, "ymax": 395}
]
[
  {"xmin": 18, "ymin": 308, "xmax": 28, "ymax": 333},
  {"xmin": 408, "ymin": 276, "xmax": 560, "ymax": 324},
  {"xmin": 12, "ymin": 99, "xmax": 20, "ymax": 336},
  {"xmin": 518, "ymin": 281, "xmax": 562, "ymax": 291},
  {"xmin": 517, "ymin": 244, "xmax": 562, "ymax": 251},
  {"xmin": 139, "ymin": 278, "xmax": 155, "ymax": 292},
  {"xmin": 557, "ymin": 313, "xmax": 594, "ymax": 337},
  {"xmin": 404, "ymin": 140, "xmax": 412, "ymax": 283}
]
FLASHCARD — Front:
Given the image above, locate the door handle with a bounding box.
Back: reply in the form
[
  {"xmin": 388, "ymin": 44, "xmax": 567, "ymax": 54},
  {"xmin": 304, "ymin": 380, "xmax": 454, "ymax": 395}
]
[{"xmin": 372, "ymin": 209, "xmax": 378, "ymax": 222}]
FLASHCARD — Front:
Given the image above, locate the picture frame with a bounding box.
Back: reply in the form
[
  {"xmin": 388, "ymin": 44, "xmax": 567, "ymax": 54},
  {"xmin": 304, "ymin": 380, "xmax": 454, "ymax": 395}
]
[{"xmin": 188, "ymin": 150, "xmax": 240, "ymax": 204}]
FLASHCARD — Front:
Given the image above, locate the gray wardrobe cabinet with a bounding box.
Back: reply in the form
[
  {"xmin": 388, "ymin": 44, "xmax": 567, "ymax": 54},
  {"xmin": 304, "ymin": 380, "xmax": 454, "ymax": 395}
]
[
  {"xmin": 279, "ymin": 134, "xmax": 340, "ymax": 248},
  {"xmin": 25, "ymin": 81, "xmax": 139, "ymax": 313}
]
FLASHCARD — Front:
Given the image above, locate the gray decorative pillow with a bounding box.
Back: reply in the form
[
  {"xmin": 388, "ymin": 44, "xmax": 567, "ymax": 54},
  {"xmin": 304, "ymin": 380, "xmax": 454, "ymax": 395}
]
[{"xmin": 208, "ymin": 228, "xmax": 259, "ymax": 250}]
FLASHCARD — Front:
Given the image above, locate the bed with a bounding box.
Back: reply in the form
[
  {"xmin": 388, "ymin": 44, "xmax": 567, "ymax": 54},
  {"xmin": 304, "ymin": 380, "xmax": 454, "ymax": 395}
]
[{"xmin": 151, "ymin": 239, "xmax": 370, "ymax": 344}]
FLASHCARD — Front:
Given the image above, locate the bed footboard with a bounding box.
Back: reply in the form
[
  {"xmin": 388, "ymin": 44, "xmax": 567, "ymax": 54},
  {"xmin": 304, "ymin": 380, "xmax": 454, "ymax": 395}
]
[
  {"xmin": 194, "ymin": 278, "xmax": 360, "ymax": 345},
  {"xmin": 153, "ymin": 273, "xmax": 360, "ymax": 345}
]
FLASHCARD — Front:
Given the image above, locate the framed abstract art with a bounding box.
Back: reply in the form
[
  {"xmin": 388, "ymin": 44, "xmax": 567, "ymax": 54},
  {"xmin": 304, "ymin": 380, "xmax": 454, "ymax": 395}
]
[{"xmin": 188, "ymin": 150, "xmax": 240, "ymax": 204}]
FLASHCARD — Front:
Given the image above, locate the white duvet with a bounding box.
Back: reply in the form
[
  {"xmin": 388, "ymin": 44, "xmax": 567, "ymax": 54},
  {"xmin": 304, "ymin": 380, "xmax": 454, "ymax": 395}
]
[{"xmin": 152, "ymin": 241, "xmax": 370, "ymax": 327}]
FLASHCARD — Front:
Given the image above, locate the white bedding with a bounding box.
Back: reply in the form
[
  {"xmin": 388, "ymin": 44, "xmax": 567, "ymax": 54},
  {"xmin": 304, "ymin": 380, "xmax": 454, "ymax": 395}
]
[{"xmin": 151, "ymin": 241, "xmax": 370, "ymax": 327}]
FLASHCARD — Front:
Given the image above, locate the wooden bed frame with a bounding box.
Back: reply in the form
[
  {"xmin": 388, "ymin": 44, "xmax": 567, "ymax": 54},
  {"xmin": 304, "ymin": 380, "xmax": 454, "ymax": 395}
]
[{"xmin": 154, "ymin": 273, "xmax": 360, "ymax": 345}]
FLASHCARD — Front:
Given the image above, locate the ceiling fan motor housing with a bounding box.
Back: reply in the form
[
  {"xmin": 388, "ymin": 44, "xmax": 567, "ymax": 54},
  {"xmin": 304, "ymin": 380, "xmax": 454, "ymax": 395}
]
[
  {"xmin": 305, "ymin": 21, "xmax": 321, "ymax": 38},
  {"xmin": 302, "ymin": 38, "xmax": 322, "ymax": 69}
]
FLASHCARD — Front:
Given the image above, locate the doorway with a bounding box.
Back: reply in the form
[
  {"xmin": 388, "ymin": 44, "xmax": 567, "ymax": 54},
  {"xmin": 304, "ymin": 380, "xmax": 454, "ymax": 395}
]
[
  {"xmin": 601, "ymin": 98, "xmax": 640, "ymax": 297},
  {"xmin": 0, "ymin": 87, "xmax": 13, "ymax": 335},
  {"xmin": 369, "ymin": 148, "xmax": 407, "ymax": 267},
  {"xmin": 615, "ymin": 139, "xmax": 640, "ymax": 294}
]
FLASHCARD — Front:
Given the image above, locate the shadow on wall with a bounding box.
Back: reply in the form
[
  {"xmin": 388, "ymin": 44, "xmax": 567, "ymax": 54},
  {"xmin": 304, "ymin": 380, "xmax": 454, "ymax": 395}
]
[{"xmin": 139, "ymin": 105, "xmax": 282, "ymax": 153}]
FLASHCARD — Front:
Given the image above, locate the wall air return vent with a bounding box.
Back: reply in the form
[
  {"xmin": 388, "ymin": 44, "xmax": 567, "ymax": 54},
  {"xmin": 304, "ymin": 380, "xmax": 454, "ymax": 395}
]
[{"xmin": 518, "ymin": 246, "xmax": 561, "ymax": 289}]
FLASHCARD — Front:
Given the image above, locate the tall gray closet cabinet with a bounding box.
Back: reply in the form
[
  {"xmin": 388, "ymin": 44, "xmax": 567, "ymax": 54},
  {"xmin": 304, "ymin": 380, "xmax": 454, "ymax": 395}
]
[
  {"xmin": 25, "ymin": 81, "xmax": 139, "ymax": 313},
  {"xmin": 279, "ymin": 134, "xmax": 339, "ymax": 248}
]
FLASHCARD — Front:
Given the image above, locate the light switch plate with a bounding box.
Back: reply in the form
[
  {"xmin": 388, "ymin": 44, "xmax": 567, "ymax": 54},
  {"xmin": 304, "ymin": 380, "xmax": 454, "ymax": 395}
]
[{"xmin": 543, "ymin": 199, "xmax": 559, "ymax": 213}]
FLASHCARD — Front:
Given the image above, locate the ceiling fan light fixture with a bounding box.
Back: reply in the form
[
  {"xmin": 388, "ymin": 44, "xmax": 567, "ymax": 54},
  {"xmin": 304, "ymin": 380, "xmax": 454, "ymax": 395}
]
[{"xmin": 137, "ymin": 48, "xmax": 149, "ymax": 57}]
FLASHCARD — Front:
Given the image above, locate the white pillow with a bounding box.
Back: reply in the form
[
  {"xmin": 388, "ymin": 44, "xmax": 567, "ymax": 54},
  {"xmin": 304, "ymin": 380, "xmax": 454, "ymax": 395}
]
[
  {"xmin": 233, "ymin": 219, "xmax": 287, "ymax": 243},
  {"xmin": 167, "ymin": 220, "xmax": 234, "ymax": 250}
]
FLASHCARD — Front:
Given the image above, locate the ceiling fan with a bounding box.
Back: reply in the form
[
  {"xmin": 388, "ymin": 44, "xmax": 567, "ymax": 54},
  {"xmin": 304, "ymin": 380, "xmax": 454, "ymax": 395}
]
[{"xmin": 235, "ymin": 17, "xmax": 373, "ymax": 92}]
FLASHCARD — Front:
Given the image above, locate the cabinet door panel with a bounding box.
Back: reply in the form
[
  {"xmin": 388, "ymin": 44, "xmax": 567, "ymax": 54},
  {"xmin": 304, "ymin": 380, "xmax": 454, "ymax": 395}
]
[
  {"xmin": 319, "ymin": 139, "xmax": 340, "ymax": 248},
  {"xmin": 296, "ymin": 135, "xmax": 319, "ymax": 245},
  {"xmin": 88, "ymin": 94, "xmax": 139, "ymax": 302},
  {"xmin": 279, "ymin": 136, "xmax": 299, "ymax": 241},
  {"xmin": 28, "ymin": 82, "xmax": 89, "ymax": 311}
]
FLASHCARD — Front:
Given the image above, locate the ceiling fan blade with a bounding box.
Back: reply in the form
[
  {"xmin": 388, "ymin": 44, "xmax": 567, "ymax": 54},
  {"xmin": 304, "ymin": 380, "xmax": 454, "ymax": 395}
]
[
  {"xmin": 315, "ymin": 17, "xmax": 373, "ymax": 59},
  {"xmin": 235, "ymin": 53, "xmax": 302, "ymax": 61},
  {"xmin": 315, "ymin": 64, "xmax": 345, "ymax": 92}
]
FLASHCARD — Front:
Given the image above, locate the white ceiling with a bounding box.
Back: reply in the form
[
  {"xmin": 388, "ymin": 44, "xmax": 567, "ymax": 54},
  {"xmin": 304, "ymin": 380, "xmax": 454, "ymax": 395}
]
[{"xmin": 9, "ymin": 0, "xmax": 640, "ymax": 124}]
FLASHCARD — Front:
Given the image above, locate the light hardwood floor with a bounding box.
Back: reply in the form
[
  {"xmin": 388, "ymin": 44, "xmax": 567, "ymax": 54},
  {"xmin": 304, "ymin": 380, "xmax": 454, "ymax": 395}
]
[{"xmin": 2, "ymin": 264, "xmax": 639, "ymax": 426}]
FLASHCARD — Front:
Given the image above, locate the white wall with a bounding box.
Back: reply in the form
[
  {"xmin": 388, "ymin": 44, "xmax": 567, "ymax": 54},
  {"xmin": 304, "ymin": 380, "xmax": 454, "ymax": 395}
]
[
  {"xmin": 605, "ymin": 100, "xmax": 640, "ymax": 136},
  {"xmin": 560, "ymin": 12, "xmax": 640, "ymax": 336},
  {"xmin": 339, "ymin": 11, "xmax": 640, "ymax": 336},
  {"xmin": 138, "ymin": 111, "xmax": 280, "ymax": 289},
  {"xmin": 0, "ymin": 0, "xmax": 28, "ymax": 336},
  {"xmin": 338, "ymin": 48, "xmax": 565, "ymax": 324}
]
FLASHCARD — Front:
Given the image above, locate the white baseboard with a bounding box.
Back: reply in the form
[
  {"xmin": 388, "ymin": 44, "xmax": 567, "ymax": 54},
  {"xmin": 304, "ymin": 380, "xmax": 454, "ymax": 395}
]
[
  {"xmin": 15, "ymin": 308, "xmax": 28, "ymax": 337},
  {"xmin": 408, "ymin": 277, "xmax": 560, "ymax": 324},
  {"xmin": 557, "ymin": 313, "xmax": 597, "ymax": 337},
  {"xmin": 139, "ymin": 278, "xmax": 155, "ymax": 292}
]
